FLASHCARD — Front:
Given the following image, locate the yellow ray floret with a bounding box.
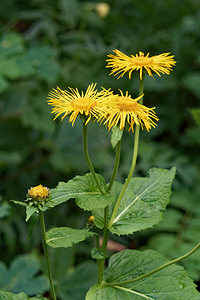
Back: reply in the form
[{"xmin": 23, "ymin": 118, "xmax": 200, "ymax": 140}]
[
  {"xmin": 47, "ymin": 83, "xmax": 112, "ymax": 126},
  {"xmin": 106, "ymin": 50, "xmax": 176, "ymax": 79},
  {"xmin": 104, "ymin": 90, "xmax": 159, "ymax": 132}
]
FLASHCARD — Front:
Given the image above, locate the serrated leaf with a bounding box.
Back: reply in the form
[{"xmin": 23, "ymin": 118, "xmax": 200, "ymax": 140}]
[
  {"xmin": 26, "ymin": 206, "xmax": 38, "ymax": 222},
  {"xmin": 0, "ymin": 254, "xmax": 48, "ymax": 295},
  {"xmin": 46, "ymin": 227, "xmax": 94, "ymax": 248},
  {"xmin": 51, "ymin": 173, "xmax": 115, "ymax": 211},
  {"xmin": 93, "ymin": 167, "xmax": 176, "ymax": 235},
  {"xmin": 111, "ymin": 126, "xmax": 123, "ymax": 148},
  {"xmin": 110, "ymin": 167, "xmax": 176, "ymax": 235},
  {"xmin": 86, "ymin": 249, "xmax": 200, "ymax": 300}
]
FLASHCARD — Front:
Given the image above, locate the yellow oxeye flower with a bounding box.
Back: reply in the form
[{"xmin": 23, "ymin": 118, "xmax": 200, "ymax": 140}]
[
  {"xmin": 28, "ymin": 184, "xmax": 49, "ymax": 199},
  {"xmin": 106, "ymin": 50, "xmax": 176, "ymax": 80},
  {"xmin": 104, "ymin": 90, "xmax": 159, "ymax": 132},
  {"xmin": 47, "ymin": 83, "xmax": 112, "ymax": 126}
]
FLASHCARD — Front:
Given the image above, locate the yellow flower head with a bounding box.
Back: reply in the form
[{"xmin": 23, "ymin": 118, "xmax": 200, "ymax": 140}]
[
  {"xmin": 106, "ymin": 50, "xmax": 176, "ymax": 80},
  {"xmin": 104, "ymin": 90, "xmax": 159, "ymax": 132},
  {"xmin": 47, "ymin": 83, "xmax": 112, "ymax": 126},
  {"xmin": 28, "ymin": 184, "xmax": 49, "ymax": 200}
]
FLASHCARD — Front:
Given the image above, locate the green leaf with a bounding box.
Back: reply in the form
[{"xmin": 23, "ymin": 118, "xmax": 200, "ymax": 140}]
[
  {"xmin": 110, "ymin": 167, "xmax": 176, "ymax": 235},
  {"xmin": 0, "ymin": 291, "xmax": 48, "ymax": 299},
  {"xmin": 91, "ymin": 247, "xmax": 106, "ymax": 259},
  {"xmin": 93, "ymin": 167, "xmax": 176, "ymax": 235},
  {"xmin": 190, "ymin": 108, "xmax": 200, "ymax": 127},
  {"xmin": 26, "ymin": 206, "xmax": 38, "ymax": 222},
  {"xmin": 11, "ymin": 200, "xmax": 27, "ymax": 207},
  {"xmin": 86, "ymin": 249, "xmax": 200, "ymax": 300},
  {"xmin": 46, "ymin": 227, "xmax": 94, "ymax": 248},
  {"xmin": 111, "ymin": 127, "xmax": 123, "ymax": 148},
  {"xmin": 51, "ymin": 173, "xmax": 115, "ymax": 210},
  {"xmin": 147, "ymin": 234, "xmax": 200, "ymax": 282},
  {"xmin": 0, "ymin": 254, "xmax": 49, "ymax": 295}
]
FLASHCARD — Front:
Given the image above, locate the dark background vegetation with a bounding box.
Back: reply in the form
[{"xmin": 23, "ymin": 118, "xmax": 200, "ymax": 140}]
[{"xmin": 0, "ymin": 0, "xmax": 200, "ymax": 298}]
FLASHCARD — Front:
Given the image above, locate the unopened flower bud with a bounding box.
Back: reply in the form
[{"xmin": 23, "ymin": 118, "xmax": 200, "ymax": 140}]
[
  {"xmin": 88, "ymin": 215, "xmax": 95, "ymax": 225},
  {"xmin": 28, "ymin": 184, "xmax": 49, "ymax": 200}
]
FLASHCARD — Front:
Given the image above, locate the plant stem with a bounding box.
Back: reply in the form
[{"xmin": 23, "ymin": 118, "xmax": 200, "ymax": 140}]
[
  {"xmin": 108, "ymin": 77, "xmax": 144, "ymax": 228},
  {"xmin": 104, "ymin": 241, "xmax": 200, "ymax": 287},
  {"xmin": 97, "ymin": 138, "xmax": 123, "ymax": 284},
  {"xmin": 108, "ymin": 139, "xmax": 122, "ymax": 192},
  {"xmin": 98, "ymin": 205, "xmax": 109, "ymax": 284},
  {"xmin": 82, "ymin": 123, "xmax": 104, "ymax": 194},
  {"xmin": 39, "ymin": 210, "xmax": 57, "ymax": 300}
]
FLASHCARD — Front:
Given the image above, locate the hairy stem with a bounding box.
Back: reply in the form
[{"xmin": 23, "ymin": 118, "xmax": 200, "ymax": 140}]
[
  {"xmin": 39, "ymin": 211, "xmax": 57, "ymax": 300},
  {"xmin": 108, "ymin": 77, "xmax": 144, "ymax": 228},
  {"xmin": 104, "ymin": 241, "xmax": 200, "ymax": 286},
  {"xmin": 82, "ymin": 123, "xmax": 104, "ymax": 194}
]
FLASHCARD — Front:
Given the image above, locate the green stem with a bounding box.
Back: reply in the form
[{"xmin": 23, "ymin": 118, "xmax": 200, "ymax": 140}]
[
  {"xmin": 98, "ymin": 205, "xmax": 109, "ymax": 284},
  {"xmin": 39, "ymin": 211, "xmax": 57, "ymax": 300},
  {"xmin": 108, "ymin": 138, "xmax": 122, "ymax": 191},
  {"xmin": 108, "ymin": 77, "xmax": 144, "ymax": 228},
  {"xmin": 104, "ymin": 241, "xmax": 200, "ymax": 287},
  {"xmin": 98, "ymin": 137, "xmax": 123, "ymax": 284},
  {"xmin": 82, "ymin": 122, "xmax": 104, "ymax": 194}
]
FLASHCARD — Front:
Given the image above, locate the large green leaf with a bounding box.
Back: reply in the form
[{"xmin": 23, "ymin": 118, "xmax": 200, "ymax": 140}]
[
  {"xmin": 86, "ymin": 249, "xmax": 200, "ymax": 299},
  {"xmin": 110, "ymin": 167, "xmax": 176, "ymax": 235},
  {"xmin": 93, "ymin": 167, "xmax": 176, "ymax": 235},
  {"xmin": 0, "ymin": 254, "xmax": 48, "ymax": 295},
  {"xmin": 50, "ymin": 173, "xmax": 115, "ymax": 210},
  {"xmin": 147, "ymin": 234, "xmax": 200, "ymax": 282},
  {"xmin": 46, "ymin": 227, "xmax": 94, "ymax": 248}
]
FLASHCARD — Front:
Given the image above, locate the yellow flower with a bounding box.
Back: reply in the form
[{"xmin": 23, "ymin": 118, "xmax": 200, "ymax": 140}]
[
  {"xmin": 106, "ymin": 50, "xmax": 176, "ymax": 80},
  {"xmin": 28, "ymin": 184, "xmax": 49, "ymax": 199},
  {"xmin": 103, "ymin": 90, "xmax": 158, "ymax": 132},
  {"xmin": 47, "ymin": 83, "xmax": 112, "ymax": 126}
]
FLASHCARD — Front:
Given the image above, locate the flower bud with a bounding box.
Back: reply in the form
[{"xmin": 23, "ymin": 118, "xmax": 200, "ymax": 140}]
[
  {"xmin": 88, "ymin": 215, "xmax": 95, "ymax": 225},
  {"xmin": 28, "ymin": 184, "xmax": 49, "ymax": 200}
]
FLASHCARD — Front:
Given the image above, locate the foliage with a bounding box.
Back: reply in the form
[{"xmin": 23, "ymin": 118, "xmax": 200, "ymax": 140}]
[
  {"xmin": 86, "ymin": 249, "xmax": 200, "ymax": 300},
  {"xmin": 0, "ymin": 0, "xmax": 200, "ymax": 299},
  {"xmin": 0, "ymin": 254, "xmax": 48, "ymax": 295}
]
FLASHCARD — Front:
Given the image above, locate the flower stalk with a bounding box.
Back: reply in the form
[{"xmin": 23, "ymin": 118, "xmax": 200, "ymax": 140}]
[
  {"xmin": 108, "ymin": 76, "xmax": 144, "ymax": 228},
  {"xmin": 39, "ymin": 210, "xmax": 57, "ymax": 300},
  {"xmin": 82, "ymin": 122, "xmax": 104, "ymax": 194}
]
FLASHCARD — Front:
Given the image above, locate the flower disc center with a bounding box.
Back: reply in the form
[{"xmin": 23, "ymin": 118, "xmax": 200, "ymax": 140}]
[
  {"xmin": 116, "ymin": 97, "xmax": 140, "ymax": 111},
  {"xmin": 130, "ymin": 56, "xmax": 153, "ymax": 66},
  {"xmin": 72, "ymin": 97, "xmax": 97, "ymax": 110}
]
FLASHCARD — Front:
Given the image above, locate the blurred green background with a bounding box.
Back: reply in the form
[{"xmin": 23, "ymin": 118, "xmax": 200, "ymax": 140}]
[{"xmin": 0, "ymin": 0, "xmax": 200, "ymax": 298}]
